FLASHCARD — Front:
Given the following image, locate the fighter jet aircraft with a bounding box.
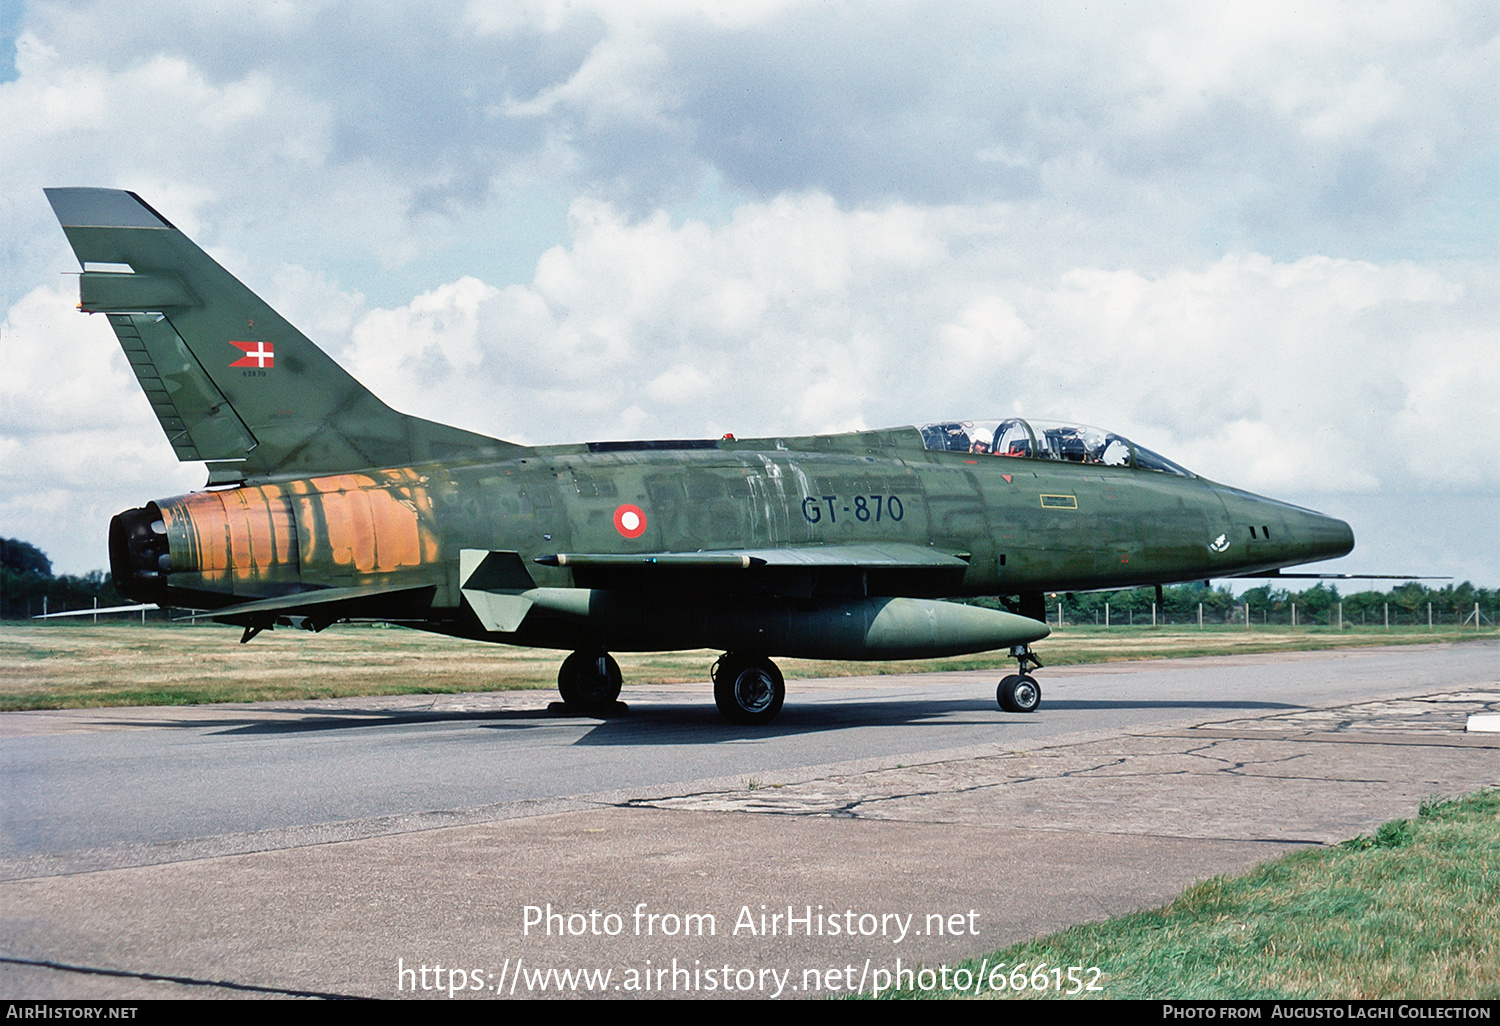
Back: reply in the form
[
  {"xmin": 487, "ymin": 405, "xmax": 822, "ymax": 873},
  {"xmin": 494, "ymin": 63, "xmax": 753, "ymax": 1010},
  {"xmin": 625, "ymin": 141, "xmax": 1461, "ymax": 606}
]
[{"xmin": 46, "ymin": 188, "xmax": 1354, "ymax": 724}]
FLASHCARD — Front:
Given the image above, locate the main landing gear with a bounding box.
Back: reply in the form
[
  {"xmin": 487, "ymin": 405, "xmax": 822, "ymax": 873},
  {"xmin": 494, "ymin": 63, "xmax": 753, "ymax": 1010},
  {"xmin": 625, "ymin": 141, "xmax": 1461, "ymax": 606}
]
[
  {"xmin": 711, "ymin": 653, "xmax": 785, "ymax": 726},
  {"xmin": 556, "ymin": 650, "xmax": 624, "ymax": 715},
  {"xmin": 553, "ymin": 649, "xmax": 788, "ymax": 724},
  {"xmin": 997, "ymin": 643, "xmax": 1044, "ymax": 714}
]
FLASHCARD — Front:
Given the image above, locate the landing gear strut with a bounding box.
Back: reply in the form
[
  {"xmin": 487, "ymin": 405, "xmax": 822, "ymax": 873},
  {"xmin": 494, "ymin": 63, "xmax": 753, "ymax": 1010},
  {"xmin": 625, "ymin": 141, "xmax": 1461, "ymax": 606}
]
[
  {"xmin": 996, "ymin": 643, "xmax": 1043, "ymax": 713},
  {"xmin": 711, "ymin": 653, "xmax": 785, "ymax": 725},
  {"xmin": 557, "ymin": 650, "xmax": 623, "ymax": 715}
]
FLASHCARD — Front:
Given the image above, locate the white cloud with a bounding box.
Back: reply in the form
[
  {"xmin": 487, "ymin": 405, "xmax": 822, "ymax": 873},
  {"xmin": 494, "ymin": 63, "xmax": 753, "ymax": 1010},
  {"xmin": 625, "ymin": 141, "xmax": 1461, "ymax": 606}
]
[
  {"xmin": 1, "ymin": 284, "xmax": 137, "ymax": 432},
  {"xmin": 347, "ymin": 275, "xmax": 499, "ymax": 384}
]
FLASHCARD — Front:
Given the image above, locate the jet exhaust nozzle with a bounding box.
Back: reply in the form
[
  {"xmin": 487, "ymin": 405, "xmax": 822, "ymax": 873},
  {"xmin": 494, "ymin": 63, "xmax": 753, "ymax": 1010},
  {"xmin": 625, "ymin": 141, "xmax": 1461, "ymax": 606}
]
[{"xmin": 109, "ymin": 504, "xmax": 169, "ymax": 604}]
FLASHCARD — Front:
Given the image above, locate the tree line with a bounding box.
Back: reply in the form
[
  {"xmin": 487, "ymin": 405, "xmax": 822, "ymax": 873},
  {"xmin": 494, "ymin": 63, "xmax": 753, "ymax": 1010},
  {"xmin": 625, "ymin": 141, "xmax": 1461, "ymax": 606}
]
[
  {"xmin": 2, "ymin": 538, "xmax": 127, "ymax": 621},
  {"xmin": 1015, "ymin": 580, "xmax": 1498, "ymax": 628}
]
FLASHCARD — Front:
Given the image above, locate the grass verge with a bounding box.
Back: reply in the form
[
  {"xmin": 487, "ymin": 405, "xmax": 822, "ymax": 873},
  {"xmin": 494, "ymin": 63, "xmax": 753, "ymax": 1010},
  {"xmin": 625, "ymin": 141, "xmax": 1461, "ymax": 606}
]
[
  {"xmin": 0, "ymin": 620, "xmax": 1494, "ymax": 711},
  {"xmin": 869, "ymin": 790, "xmax": 1500, "ymax": 1000}
]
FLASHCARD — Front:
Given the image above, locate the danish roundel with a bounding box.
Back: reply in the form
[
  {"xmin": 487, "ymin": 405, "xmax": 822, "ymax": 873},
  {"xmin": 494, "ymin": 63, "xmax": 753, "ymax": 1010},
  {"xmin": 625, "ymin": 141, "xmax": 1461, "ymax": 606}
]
[{"xmin": 614, "ymin": 503, "xmax": 647, "ymax": 539}]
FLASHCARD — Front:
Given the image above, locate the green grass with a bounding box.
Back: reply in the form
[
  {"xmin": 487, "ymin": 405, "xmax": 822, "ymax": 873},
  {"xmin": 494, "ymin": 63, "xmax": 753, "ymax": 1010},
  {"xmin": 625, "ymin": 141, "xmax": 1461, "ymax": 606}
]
[
  {"xmin": 1, "ymin": 620, "xmax": 1494, "ymax": 710},
  {"xmin": 868, "ymin": 791, "xmax": 1500, "ymax": 1000}
]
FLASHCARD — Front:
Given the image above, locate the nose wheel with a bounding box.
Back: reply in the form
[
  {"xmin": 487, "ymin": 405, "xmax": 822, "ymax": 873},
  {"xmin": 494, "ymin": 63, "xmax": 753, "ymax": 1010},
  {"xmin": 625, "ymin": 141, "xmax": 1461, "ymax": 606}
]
[
  {"xmin": 997, "ymin": 644, "xmax": 1043, "ymax": 713},
  {"xmin": 997, "ymin": 674, "xmax": 1041, "ymax": 713}
]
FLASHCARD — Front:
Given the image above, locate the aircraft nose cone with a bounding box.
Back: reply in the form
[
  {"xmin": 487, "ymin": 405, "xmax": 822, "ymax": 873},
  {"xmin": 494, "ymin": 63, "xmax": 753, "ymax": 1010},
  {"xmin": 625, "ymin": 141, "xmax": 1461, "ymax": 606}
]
[
  {"xmin": 1329, "ymin": 517, "xmax": 1355, "ymax": 558},
  {"xmin": 1298, "ymin": 510, "xmax": 1355, "ymax": 563}
]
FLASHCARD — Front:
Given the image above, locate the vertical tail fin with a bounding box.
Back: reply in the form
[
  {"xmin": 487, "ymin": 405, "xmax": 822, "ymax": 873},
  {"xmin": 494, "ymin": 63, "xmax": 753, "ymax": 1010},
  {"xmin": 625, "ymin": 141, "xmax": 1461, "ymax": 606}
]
[{"xmin": 46, "ymin": 188, "xmax": 516, "ymax": 483}]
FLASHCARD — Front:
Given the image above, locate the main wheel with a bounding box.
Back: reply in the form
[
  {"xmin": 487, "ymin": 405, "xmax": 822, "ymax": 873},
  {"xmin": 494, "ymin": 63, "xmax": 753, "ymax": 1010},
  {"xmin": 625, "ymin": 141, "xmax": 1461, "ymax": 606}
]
[
  {"xmin": 712, "ymin": 655, "xmax": 785, "ymax": 725},
  {"xmin": 997, "ymin": 673, "xmax": 1041, "ymax": 713},
  {"xmin": 558, "ymin": 651, "xmax": 622, "ymax": 711}
]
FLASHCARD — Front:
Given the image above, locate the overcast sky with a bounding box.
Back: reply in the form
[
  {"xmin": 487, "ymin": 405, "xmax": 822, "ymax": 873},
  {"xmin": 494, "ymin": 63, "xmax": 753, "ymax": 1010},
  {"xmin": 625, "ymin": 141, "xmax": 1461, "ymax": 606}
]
[{"xmin": 2, "ymin": 0, "xmax": 1496, "ymax": 586}]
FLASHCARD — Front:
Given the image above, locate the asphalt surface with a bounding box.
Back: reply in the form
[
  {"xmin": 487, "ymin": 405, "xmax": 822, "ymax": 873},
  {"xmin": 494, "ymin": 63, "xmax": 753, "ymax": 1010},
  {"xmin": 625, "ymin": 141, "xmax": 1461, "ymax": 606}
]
[{"xmin": 1, "ymin": 641, "xmax": 1497, "ymax": 999}]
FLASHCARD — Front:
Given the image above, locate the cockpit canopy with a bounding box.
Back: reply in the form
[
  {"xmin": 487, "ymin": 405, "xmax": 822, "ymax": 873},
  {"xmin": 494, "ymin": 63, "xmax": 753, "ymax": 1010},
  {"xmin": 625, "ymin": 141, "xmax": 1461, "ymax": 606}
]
[{"xmin": 917, "ymin": 419, "xmax": 1195, "ymax": 477}]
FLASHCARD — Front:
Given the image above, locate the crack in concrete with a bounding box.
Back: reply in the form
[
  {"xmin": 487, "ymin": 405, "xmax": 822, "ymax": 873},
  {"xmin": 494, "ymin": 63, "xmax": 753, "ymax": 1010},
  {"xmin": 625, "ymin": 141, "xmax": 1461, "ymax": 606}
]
[
  {"xmin": 0, "ymin": 955, "xmax": 360, "ymax": 1000},
  {"xmin": 606, "ymin": 686, "xmax": 1500, "ymax": 840}
]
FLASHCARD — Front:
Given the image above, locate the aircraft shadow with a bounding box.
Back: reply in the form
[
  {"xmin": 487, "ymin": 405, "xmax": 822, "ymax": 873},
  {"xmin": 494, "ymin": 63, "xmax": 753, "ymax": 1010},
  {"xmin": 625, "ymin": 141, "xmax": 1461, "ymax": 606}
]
[
  {"xmin": 108, "ymin": 696, "xmax": 1297, "ymax": 740},
  {"xmin": 561, "ymin": 696, "xmax": 1301, "ymax": 746}
]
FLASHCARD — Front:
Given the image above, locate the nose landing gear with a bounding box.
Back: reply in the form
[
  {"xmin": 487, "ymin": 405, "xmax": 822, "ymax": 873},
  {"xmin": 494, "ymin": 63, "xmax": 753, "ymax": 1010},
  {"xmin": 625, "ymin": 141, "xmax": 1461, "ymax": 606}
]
[{"xmin": 997, "ymin": 643, "xmax": 1043, "ymax": 713}]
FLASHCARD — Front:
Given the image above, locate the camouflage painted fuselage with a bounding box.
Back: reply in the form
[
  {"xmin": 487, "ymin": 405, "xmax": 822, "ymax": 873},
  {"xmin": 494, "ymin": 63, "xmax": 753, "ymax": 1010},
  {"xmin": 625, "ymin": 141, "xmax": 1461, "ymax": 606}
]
[{"xmin": 123, "ymin": 426, "xmax": 1351, "ymax": 656}]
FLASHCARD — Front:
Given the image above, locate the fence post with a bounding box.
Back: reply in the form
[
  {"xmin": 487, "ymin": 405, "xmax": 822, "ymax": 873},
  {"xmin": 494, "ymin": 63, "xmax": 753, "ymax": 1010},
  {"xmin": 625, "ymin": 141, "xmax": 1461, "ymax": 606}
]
[{"xmin": 1198, "ymin": 602, "xmax": 1203, "ymax": 628}]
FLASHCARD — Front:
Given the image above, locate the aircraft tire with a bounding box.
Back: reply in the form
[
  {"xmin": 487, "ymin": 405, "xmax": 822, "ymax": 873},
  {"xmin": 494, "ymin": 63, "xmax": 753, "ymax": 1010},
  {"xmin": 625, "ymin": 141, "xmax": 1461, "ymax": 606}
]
[
  {"xmin": 558, "ymin": 651, "xmax": 623, "ymax": 711},
  {"xmin": 997, "ymin": 673, "xmax": 1041, "ymax": 713},
  {"xmin": 712, "ymin": 654, "xmax": 785, "ymax": 725}
]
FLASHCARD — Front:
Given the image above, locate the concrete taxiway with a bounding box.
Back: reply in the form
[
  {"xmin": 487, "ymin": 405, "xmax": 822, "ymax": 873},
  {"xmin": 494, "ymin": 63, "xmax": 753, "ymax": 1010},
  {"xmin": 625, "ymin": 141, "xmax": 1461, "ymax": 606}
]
[{"xmin": 2, "ymin": 642, "xmax": 1497, "ymax": 999}]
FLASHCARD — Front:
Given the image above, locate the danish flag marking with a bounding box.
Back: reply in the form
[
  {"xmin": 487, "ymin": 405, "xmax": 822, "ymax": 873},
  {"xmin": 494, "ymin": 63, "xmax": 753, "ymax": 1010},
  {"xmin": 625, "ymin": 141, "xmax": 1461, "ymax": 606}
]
[{"xmin": 229, "ymin": 340, "xmax": 274, "ymax": 368}]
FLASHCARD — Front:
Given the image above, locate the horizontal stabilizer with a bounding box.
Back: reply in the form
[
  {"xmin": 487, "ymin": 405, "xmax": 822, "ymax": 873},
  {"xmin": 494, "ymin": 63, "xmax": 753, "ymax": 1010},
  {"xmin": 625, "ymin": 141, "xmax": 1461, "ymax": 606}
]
[{"xmin": 210, "ymin": 583, "xmax": 436, "ymax": 631}]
